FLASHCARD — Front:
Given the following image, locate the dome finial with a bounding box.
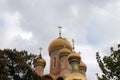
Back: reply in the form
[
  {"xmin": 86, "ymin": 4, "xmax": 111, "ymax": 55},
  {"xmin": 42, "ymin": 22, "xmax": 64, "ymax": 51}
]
[
  {"xmin": 58, "ymin": 26, "xmax": 62, "ymax": 37},
  {"xmin": 64, "ymin": 44, "xmax": 66, "ymax": 48},
  {"xmin": 39, "ymin": 47, "xmax": 43, "ymax": 58},
  {"xmin": 72, "ymin": 38, "xmax": 75, "ymax": 52}
]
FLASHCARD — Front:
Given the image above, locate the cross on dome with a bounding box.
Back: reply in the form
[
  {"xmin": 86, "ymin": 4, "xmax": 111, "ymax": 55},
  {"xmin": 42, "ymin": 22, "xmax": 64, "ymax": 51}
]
[
  {"xmin": 39, "ymin": 47, "xmax": 43, "ymax": 54},
  {"xmin": 58, "ymin": 26, "xmax": 62, "ymax": 37},
  {"xmin": 38, "ymin": 47, "xmax": 43, "ymax": 58},
  {"xmin": 72, "ymin": 39, "xmax": 75, "ymax": 52}
]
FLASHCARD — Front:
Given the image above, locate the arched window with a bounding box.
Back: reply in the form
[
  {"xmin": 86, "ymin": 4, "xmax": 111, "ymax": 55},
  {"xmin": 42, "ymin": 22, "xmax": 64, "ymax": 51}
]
[
  {"xmin": 57, "ymin": 77, "xmax": 64, "ymax": 80},
  {"xmin": 44, "ymin": 75, "xmax": 53, "ymax": 80},
  {"xmin": 54, "ymin": 57, "xmax": 57, "ymax": 68},
  {"xmin": 61, "ymin": 57, "xmax": 64, "ymax": 69}
]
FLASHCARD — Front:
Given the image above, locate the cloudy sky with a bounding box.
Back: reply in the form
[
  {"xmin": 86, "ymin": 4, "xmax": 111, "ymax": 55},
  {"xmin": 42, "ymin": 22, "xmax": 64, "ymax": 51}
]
[{"xmin": 0, "ymin": 0, "xmax": 120, "ymax": 80}]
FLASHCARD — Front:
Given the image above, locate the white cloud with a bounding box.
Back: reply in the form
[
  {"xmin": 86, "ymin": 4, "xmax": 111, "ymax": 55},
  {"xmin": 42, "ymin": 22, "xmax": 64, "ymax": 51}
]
[
  {"xmin": 19, "ymin": 31, "xmax": 33, "ymax": 40},
  {"xmin": 0, "ymin": 12, "xmax": 33, "ymax": 48}
]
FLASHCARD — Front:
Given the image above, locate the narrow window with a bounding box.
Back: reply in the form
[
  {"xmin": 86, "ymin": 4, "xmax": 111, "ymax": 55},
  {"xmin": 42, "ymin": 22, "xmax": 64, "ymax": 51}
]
[
  {"xmin": 54, "ymin": 57, "xmax": 57, "ymax": 68},
  {"xmin": 61, "ymin": 57, "xmax": 64, "ymax": 69}
]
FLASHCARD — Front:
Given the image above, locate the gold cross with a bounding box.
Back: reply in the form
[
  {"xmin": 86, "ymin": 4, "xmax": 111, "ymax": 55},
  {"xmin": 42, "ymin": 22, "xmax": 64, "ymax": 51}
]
[
  {"xmin": 58, "ymin": 26, "xmax": 62, "ymax": 37},
  {"xmin": 39, "ymin": 47, "xmax": 43, "ymax": 54},
  {"xmin": 72, "ymin": 39, "xmax": 75, "ymax": 52}
]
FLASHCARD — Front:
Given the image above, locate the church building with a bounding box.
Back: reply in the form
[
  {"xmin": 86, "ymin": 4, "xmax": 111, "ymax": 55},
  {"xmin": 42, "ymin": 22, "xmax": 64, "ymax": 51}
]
[{"xmin": 33, "ymin": 27, "xmax": 87, "ymax": 80}]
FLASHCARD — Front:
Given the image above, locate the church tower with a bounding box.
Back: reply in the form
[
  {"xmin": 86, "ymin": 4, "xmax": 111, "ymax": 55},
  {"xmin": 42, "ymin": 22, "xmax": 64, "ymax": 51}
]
[
  {"xmin": 79, "ymin": 61, "xmax": 87, "ymax": 76},
  {"xmin": 33, "ymin": 48, "xmax": 46, "ymax": 76},
  {"xmin": 34, "ymin": 26, "xmax": 87, "ymax": 80},
  {"xmin": 59, "ymin": 45, "xmax": 71, "ymax": 75},
  {"xmin": 68, "ymin": 39, "xmax": 81, "ymax": 73},
  {"xmin": 48, "ymin": 26, "xmax": 72, "ymax": 75},
  {"xmin": 65, "ymin": 39, "xmax": 87, "ymax": 80}
]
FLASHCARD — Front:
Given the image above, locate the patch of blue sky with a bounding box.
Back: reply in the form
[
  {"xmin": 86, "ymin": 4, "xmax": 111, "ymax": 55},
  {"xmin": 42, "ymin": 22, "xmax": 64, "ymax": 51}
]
[
  {"xmin": 86, "ymin": 19, "xmax": 104, "ymax": 45},
  {"xmin": 0, "ymin": 19, "xmax": 5, "ymax": 28},
  {"xmin": 86, "ymin": 33, "xmax": 102, "ymax": 45}
]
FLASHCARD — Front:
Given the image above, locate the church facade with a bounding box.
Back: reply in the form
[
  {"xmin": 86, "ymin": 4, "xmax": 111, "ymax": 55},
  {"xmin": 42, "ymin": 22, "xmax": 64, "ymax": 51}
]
[{"xmin": 33, "ymin": 27, "xmax": 87, "ymax": 80}]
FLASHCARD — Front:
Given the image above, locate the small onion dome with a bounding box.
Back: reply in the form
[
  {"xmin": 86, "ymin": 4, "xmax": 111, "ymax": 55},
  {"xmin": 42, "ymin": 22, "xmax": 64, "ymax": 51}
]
[
  {"xmin": 79, "ymin": 61, "xmax": 87, "ymax": 71},
  {"xmin": 48, "ymin": 37, "xmax": 72, "ymax": 56},
  {"xmin": 59, "ymin": 47, "xmax": 71, "ymax": 57},
  {"xmin": 33, "ymin": 54, "xmax": 46, "ymax": 68},
  {"xmin": 68, "ymin": 52, "xmax": 81, "ymax": 62},
  {"xmin": 65, "ymin": 73, "xmax": 86, "ymax": 80}
]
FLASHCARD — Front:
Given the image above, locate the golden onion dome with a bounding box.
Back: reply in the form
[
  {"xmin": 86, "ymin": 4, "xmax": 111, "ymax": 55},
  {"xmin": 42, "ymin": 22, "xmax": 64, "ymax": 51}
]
[
  {"xmin": 48, "ymin": 37, "xmax": 72, "ymax": 55},
  {"xmin": 68, "ymin": 52, "xmax": 81, "ymax": 62},
  {"xmin": 79, "ymin": 61, "xmax": 87, "ymax": 71},
  {"xmin": 65, "ymin": 73, "xmax": 86, "ymax": 80},
  {"xmin": 33, "ymin": 54, "xmax": 46, "ymax": 68},
  {"xmin": 59, "ymin": 47, "xmax": 71, "ymax": 57}
]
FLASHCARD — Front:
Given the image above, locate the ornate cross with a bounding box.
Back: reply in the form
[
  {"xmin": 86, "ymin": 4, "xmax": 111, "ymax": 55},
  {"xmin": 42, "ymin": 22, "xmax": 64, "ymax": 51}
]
[
  {"xmin": 39, "ymin": 47, "xmax": 43, "ymax": 54},
  {"xmin": 72, "ymin": 39, "xmax": 75, "ymax": 51},
  {"xmin": 58, "ymin": 26, "xmax": 62, "ymax": 37}
]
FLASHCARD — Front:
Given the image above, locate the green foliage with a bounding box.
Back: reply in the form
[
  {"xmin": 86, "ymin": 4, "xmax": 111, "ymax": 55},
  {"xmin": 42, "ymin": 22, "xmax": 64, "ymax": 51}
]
[
  {"xmin": 96, "ymin": 44, "xmax": 120, "ymax": 80},
  {"xmin": 0, "ymin": 49, "xmax": 41, "ymax": 80}
]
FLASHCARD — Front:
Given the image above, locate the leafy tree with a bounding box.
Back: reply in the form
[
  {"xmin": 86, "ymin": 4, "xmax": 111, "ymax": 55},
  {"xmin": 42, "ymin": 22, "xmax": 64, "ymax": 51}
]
[
  {"xmin": 96, "ymin": 44, "xmax": 120, "ymax": 80},
  {"xmin": 0, "ymin": 49, "xmax": 41, "ymax": 80}
]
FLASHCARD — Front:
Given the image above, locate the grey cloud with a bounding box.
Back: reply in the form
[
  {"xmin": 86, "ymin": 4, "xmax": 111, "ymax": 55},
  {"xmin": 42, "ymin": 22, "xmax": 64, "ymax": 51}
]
[{"xmin": 0, "ymin": 0, "xmax": 120, "ymax": 80}]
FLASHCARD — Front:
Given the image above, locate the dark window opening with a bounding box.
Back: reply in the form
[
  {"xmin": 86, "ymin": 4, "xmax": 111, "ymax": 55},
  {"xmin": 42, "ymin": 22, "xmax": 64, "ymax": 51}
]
[
  {"xmin": 57, "ymin": 77, "xmax": 64, "ymax": 80},
  {"xmin": 54, "ymin": 57, "xmax": 57, "ymax": 68}
]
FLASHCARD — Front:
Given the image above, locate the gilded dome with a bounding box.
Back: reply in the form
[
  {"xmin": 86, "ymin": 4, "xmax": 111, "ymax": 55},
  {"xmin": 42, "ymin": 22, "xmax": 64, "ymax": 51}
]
[
  {"xmin": 79, "ymin": 61, "xmax": 87, "ymax": 71},
  {"xmin": 59, "ymin": 47, "xmax": 71, "ymax": 57},
  {"xmin": 65, "ymin": 73, "xmax": 86, "ymax": 80},
  {"xmin": 33, "ymin": 54, "xmax": 46, "ymax": 68},
  {"xmin": 48, "ymin": 37, "xmax": 72, "ymax": 55},
  {"xmin": 68, "ymin": 52, "xmax": 81, "ymax": 62}
]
